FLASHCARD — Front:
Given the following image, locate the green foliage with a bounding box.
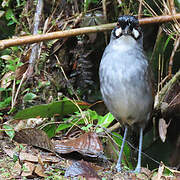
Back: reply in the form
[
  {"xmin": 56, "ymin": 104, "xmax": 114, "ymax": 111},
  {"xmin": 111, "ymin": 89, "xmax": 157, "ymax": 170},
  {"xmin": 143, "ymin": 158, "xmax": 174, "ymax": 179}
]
[
  {"xmin": 6, "ymin": 57, "xmax": 23, "ymax": 72},
  {"xmin": 3, "ymin": 124, "xmax": 15, "ymax": 139},
  {"xmin": 23, "ymin": 93, "xmax": 37, "ymax": 103},
  {"xmin": 0, "ymin": 46, "xmax": 23, "ymax": 74},
  {"xmin": 97, "ymin": 112, "xmax": 114, "ymax": 132},
  {"xmin": 0, "ymin": 46, "xmax": 23, "ymax": 110},
  {"xmin": 163, "ymin": 34, "xmax": 174, "ymax": 53},
  {"xmin": 43, "ymin": 124, "xmax": 57, "ymax": 138},
  {"xmin": 55, "ymin": 109, "xmax": 115, "ymax": 133},
  {"xmin": 0, "ymin": 88, "xmax": 12, "ymax": 109},
  {"xmin": 56, "ymin": 112, "xmax": 86, "ymax": 132},
  {"xmin": 5, "ymin": 8, "xmax": 19, "ymax": 25},
  {"xmin": 14, "ymin": 98, "xmax": 89, "ymax": 119}
]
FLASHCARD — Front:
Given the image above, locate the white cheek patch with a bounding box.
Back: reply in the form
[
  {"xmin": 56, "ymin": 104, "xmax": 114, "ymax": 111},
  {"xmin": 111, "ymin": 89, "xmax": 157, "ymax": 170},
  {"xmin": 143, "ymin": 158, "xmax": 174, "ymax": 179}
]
[
  {"xmin": 115, "ymin": 27, "xmax": 122, "ymax": 37},
  {"xmin": 132, "ymin": 28, "xmax": 140, "ymax": 39}
]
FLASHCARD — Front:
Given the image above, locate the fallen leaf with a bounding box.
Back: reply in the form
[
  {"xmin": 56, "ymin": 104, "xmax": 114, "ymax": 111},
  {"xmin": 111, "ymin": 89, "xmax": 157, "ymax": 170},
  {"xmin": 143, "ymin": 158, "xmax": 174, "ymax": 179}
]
[
  {"xmin": 54, "ymin": 132, "xmax": 104, "ymax": 157},
  {"xmin": 158, "ymin": 118, "xmax": 171, "ymax": 142},
  {"xmin": 21, "ymin": 161, "xmax": 35, "ymax": 177},
  {"xmin": 1, "ymin": 71, "xmax": 14, "ymax": 89},
  {"xmin": 15, "ymin": 63, "xmax": 28, "ymax": 80},
  {"xmin": 13, "ymin": 128, "xmax": 55, "ymax": 152},
  {"xmin": 151, "ymin": 163, "xmax": 164, "ymax": 180},
  {"xmin": 1, "ymin": 141, "xmax": 59, "ymax": 163},
  {"xmin": 34, "ymin": 164, "xmax": 47, "ymax": 177},
  {"xmin": 13, "ymin": 161, "xmax": 22, "ymax": 177},
  {"xmin": 65, "ymin": 160, "xmax": 100, "ymax": 179}
]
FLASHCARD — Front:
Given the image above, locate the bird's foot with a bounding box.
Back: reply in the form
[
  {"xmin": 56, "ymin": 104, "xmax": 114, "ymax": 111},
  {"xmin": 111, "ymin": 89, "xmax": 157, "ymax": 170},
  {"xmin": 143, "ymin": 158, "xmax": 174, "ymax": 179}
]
[
  {"xmin": 116, "ymin": 164, "xmax": 122, "ymax": 172},
  {"xmin": 129, "ymin": 167, "xmax": 141, "ymax": 173}
]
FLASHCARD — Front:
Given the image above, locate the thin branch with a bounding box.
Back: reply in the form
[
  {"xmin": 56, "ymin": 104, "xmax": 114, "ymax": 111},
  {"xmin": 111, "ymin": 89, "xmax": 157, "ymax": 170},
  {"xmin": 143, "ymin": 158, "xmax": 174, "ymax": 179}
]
[
  {"xmin": 27, "ymin": 0, "xmax": 43, "ymax": 77},
  {"xmin": 168, "ymin": 0, "xmax": 176, "ymax": 15},
  {"xmin": 168, "ymin": 36, "xmax": 180, "ymax": 77},
  {"xmin": 138, "ymin": 0, "xmax": 143, "ymax": 19},
  {"xmin": 0, "ymin": 14, "xmax": 180, "ymax": 50}
]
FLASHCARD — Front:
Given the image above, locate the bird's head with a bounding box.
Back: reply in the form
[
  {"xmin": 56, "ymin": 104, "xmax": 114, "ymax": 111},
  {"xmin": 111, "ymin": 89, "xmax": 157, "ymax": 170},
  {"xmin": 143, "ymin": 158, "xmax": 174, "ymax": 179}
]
[{"xmin": 112, "ymin": 15, "xmax": 142, "ymax": 44}]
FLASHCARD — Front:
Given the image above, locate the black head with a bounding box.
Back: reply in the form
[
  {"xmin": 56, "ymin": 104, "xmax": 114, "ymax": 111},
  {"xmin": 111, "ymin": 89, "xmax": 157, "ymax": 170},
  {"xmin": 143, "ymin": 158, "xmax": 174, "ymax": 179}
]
[{"xmin": 113, "ymin": 15, "xmax": 142, "ymax": 40}]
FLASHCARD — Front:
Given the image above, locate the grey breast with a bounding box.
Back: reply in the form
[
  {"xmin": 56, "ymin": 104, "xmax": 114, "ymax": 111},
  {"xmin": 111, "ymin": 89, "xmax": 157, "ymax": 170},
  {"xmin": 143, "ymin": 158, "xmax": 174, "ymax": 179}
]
[{"xmin": 99, "ymin": 36, "xmax": 153, "ymax": 128}]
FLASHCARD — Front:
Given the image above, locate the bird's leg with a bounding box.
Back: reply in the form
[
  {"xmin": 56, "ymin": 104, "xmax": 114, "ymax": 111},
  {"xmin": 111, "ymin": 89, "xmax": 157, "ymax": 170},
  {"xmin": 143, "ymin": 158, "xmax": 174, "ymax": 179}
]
[
  {"xmin": 133, "ymin": 127, "xmax": 143, "ymax": 173},
  {"xmin": 116, "ymin": 126, "xmax": 128, "ymax": 172}
]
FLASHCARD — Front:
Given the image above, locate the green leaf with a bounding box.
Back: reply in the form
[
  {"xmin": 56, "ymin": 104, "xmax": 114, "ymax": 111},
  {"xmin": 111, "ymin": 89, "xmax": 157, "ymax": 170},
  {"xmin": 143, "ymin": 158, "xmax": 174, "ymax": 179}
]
[
  {"xmin": 43, "ymin": 124, "xmax": 57, "ymax": 138},
  {"xmin": 163, "ymin": 34, "xmax": 173, "ymax": 52},
  {"xmin": 14, "ymin": 98, "xmax": 88, "ymax": 120},
  {"xmin": 6, "ymin": 64, "xmax": 16, "ymax": 71},
  {"xmin": 13, "ymin": 153, "xmax": 19, "ymax": 162},
  {"xmin": 56, "ymin": 118, "xmax": 85, "ymax": 132},
  {"xmin": 3, "ymin": 124, "xmax": 15, "ymax": 139},
  {"xmin": 0, "ymin": 97, "xmax": 12, "ymax": 109},
  {"xmin": 11, "ymin": 46, "xmax": 20, "ymax": 52},
  {"xmin": 5, "ymin": 9, "xmax": 14, "ymax": 20},
  {"xmin": 96, "ymin": 113, "xmax": 114, "ymax": 133},
  {"xmin": 23, "ymin": 93, "xmax": 37, "ymax": 102},
  {"xmin": 0, "ymin": 88, "xmax": 6, "ymax": 91},
  {"xmin": 81, "ymin": 124, "xmax": 93, "ymax": 131},
  {"xmin": 7, "ymin": 19, "xmax": 15, "ymax": 26},
  {"xmin": 16, "ymin": 0, "xmax": 20, "ymax": 7},
  {"xmin": 98, "ymin": 112, "xmax": 114, "ymax": 126},
  {"xmin": 56, "ymin": 123, "xmax": 72, "ymax": 132},
  {"xmin": 5, "ymin": 9, "xmax": 19, "ymax": 25},
  {"xmin": 86, "ymin": 109, "xmax": 99, "ymax": 120}
]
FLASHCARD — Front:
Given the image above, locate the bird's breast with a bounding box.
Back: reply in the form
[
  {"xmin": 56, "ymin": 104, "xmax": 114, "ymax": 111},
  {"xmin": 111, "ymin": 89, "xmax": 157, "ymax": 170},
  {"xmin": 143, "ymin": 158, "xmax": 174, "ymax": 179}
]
[{"xmin": 99, "ymin": 44, "xmax": 153, "ymax": 127}]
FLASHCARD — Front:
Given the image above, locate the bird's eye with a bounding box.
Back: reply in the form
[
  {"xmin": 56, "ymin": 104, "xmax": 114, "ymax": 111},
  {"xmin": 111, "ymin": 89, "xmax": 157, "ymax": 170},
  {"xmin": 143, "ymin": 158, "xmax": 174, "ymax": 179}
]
[
  {"xmin": 115, "ymin": 27, "xmax": 122, "ymax": 37},
  {"xmin": 132, "ymin": 28, "xmax": 140, "ymax": 39}
]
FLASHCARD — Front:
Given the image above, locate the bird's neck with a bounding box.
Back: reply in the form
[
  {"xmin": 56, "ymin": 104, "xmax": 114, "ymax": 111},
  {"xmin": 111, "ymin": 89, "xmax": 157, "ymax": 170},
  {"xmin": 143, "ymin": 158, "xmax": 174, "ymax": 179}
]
[{"xmin": 110, "ymin": 35, "xmax": 140, "ymax": 52}]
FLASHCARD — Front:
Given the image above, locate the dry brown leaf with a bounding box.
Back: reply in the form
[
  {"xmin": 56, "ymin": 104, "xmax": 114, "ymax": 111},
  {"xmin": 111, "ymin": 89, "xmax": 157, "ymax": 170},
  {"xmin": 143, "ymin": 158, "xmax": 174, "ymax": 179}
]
[
  {"xmin": 21, "ymin": 161, "xmax": 35, "ymax": 177},
  {"xmin": 1, "ymin": 71, "xmax": 14, "ymax": 89},
  {"xmin": 152, "ymin": 163, "xmax": 164, "ymax": 180},
  {"xmin": 174, "ymin": 171, "xmax": 180, "ymax": 179},
  {"xmin": 1, "ymin": 141, "xmax": 59, "ymax": 163},
  {"xmin": 65, "ymin": 160, "xmax": 100, "ymax": 179},
  {"xmin": 14, "ymin": 118, "xmax": 44, "ymax": 132},
  {"xmin": 34, "ymin": 164, "xmax": 47, "ymax": 177},
  {"xmin": 13, "ymin": 161, "xmax": 22, "ymax": 177},
  {"xmin": 140, "ymin": 167, "xmax": 152, "ymax": 178},
  {"xmin": 158, "ymin": 118, "xmax": 171, "ymax": 142},
  {"xmin": 13, "ymin": 128, "xmax": 55, "ymax": 152},
  {"xmin": 54, "ymin": 132, "xmax": 103, "ymax": 157},
  {"xmin": 15, "ymin": 63, "xmax": 28, "ymax": 80},
  {"xmin": 19, "ymin": 150, "xmax": 59, "ymax": 163}
]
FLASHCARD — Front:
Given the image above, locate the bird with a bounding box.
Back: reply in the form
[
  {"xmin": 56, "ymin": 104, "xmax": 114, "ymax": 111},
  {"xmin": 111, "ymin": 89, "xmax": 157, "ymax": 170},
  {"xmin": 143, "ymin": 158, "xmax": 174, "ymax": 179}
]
[{"xmin": 99, "ymin": 15, "xmax": 154, "ymax": 173}]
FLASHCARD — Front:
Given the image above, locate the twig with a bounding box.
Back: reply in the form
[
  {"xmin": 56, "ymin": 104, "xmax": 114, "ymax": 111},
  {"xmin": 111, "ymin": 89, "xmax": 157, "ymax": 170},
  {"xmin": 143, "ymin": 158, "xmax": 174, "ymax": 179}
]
[
  {"xmin": 11, "ymin": 70, "xmax": 27, "ymax": 108},
  {"xmin": 168, "ymin": 36, "xmax": 180, "ymax": 77},
  {"xmin": 102, "ymin": 0, "xmax": 108, "ymax": 44},
  {"xmin": 138, "ymin": 0, "xmax": 143, "ymax": 19},
  {"xmin": 27, "ymin": 0, "xmax": 43, "ymax": 78},
  {"xmin": 54, "ymin": 54, "xmax": 80, "ymax": 101},
  {"xmin": 168, "ymin": 0, "xmax": 176, "ymax": 15},
  {"xmin": 0, "ymin": 14, "xmax": 180, "ymax": 50}
]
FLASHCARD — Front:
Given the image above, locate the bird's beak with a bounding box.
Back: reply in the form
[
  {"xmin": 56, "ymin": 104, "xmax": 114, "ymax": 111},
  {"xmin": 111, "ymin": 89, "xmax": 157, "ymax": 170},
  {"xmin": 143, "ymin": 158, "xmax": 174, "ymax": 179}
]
[{"xmin": 123, "ymin": 25, "xmax": 131, "ymax": 35}]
